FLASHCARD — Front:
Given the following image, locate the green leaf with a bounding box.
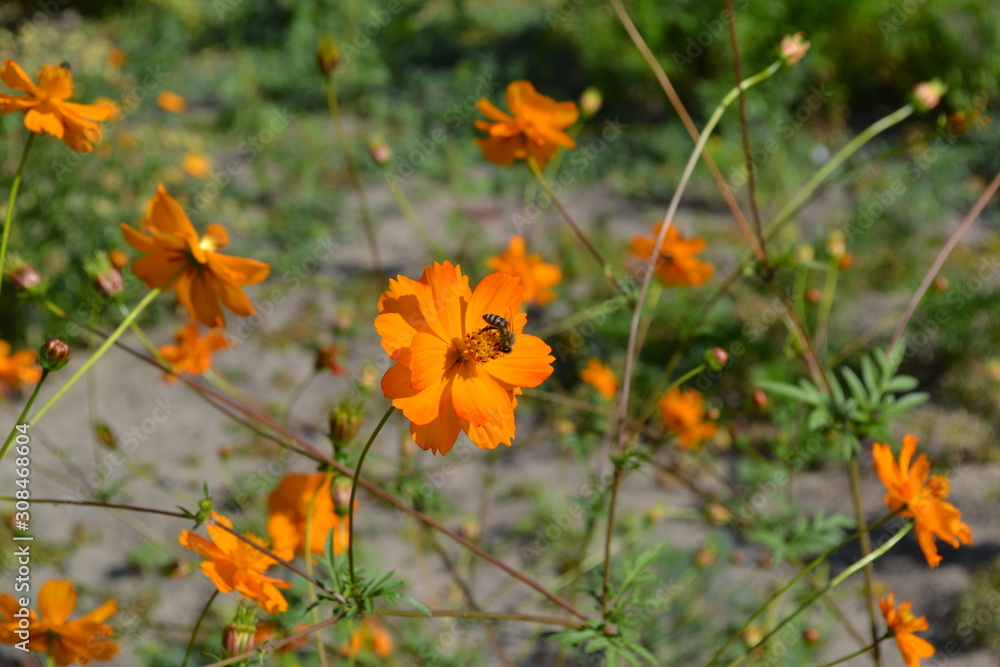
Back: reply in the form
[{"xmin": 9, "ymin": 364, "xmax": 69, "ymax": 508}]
[
  {"xmin": 840, "ymin": 367, "xmax": 869, "ymax": 409},
  {"xmin": 885, "ymin": 392, "xmax": 930, "ymax": 415},
  {"xmin": 860, "ymin": 354, "xmax": 878, "ymax": 394},
  {"xmin": 884, "ymin": 375, "xmax": 919, "ymax": 393},
  {"xmin": 757, "ymin": 379, "xmax": 821, "ymax": 406}
]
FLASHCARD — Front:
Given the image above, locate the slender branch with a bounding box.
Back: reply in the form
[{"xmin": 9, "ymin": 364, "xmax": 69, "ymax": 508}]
[
  {"xmin": 0, "ymin": 133, "xmax": 36, "ymax": 301},
  {"xmin": 376, "ymin": 608, "xmax": 582, "ymax": 629},
  {"xmin": 348, "ymin": 405, "xmax": 394, "ymax": 585},
  {"xmin": 816, "ymin": 636, "xmax": 890, "ymax": 667},
  {"xmin": 888, "ymin": 167, "xmax": 1000, "ymax": 350},
  {"xmin": 1, "ymin": 369, "xmax": 48, "ymax": 462},
  {"xmin": 200, "ymin": 613, "xmax": 344, "ymax": 667},
  {"xmin": 848, "ymin": 456, "xmax": 882, "ymax": 666},
  {"xmin": 0, "ymin": 497, "xmax": 189, "ymax": 519},
  {"xmin": 180, "ymin": 590, "xmax": 218, "ymax": 667}
]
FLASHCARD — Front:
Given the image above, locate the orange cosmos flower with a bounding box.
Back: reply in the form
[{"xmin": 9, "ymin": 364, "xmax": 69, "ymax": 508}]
[
  {"xmin": 178, "ymin": 511, "xmax": 293, "ymax": 614},
  {"xmin": 106, "ymin": 49, "xmax": 125, "ymax": 68},
  {"xmin": 486, "ymin": 235, "xmax": 562, "ymax": 306},
  {"xmin": 267, "ymin": 473, "xmax": 349, "ymax": 557},
  {"xmin": 0, "ymin": 340, "xmax": 42, "ymax": 396},
  {"xmin": 158, "ymin": 322, "xmax": 230, "ymax": 383},
  {"xmin": 879, "ymin": 594, "xmax": 935, "ymax": 667},
  {"xmin": 0, "ymin": 60, "xmax": 113, "ymax": 152},
  {"xmin": 341, "ymin": 618, "xmax": 393, "ymax": 658},
  {"xmin": 475, "ymin": 80, "xmax": 578, "ymax": 168},
  {"xmin": 658, "ymin": 387, "xmax": 716, "ymax": 450},
  {"xmin": 580, "ymin": 358, "xmax": 618, "ymax": 400},
  {"xmin": 0, "ymin": 579, "xmax": 118, "ymax": 665},
  {"xmin": 120, "ymin": 184, "xmax": 270, "ymax": 327},
  {"xmin": 872, "ymin": 434, "xmax": 973, "ymax": 567},
  {"xmin": 376, "ymin": 262, "xmax": 555, "ymax": 455},
  {"xmin": 630, "ymin": 222, "xmax": 714, "ymax": 287},
  {"xmin": 157, "ymin": 90, "xmax": 186, "ymax": 113}
]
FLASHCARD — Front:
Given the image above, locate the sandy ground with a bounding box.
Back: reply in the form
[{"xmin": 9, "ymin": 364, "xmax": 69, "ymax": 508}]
[{"xmin": 2, "ymin": 176, "xmax": 998, "ymax": 666}]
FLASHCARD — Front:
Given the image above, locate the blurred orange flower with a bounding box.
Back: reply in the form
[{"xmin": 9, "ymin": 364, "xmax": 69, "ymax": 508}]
[
  {"xmin": 658, "ymin": 387, "xmax": 716, "ymax": 449},
  {"xmin": 872, "ymin": 434, "xmax": 973, "ymax": 567},
  {"xmin": 631, "ymin": 222, "xmax": 714, "ymax": 287},
  {"xmin": 879, "ymin": 594, "xmax": 934, "ymax": 667},
  {"xmin": 178, "ymin": 512, "xmax": 293, "ymax": 615},
  {"xmin": 0, "ymin": 579, "xmax": 118, "ymax": 665},
  {"xmin": 475, "ymin": 80, "xmax": 578, "ymax": 168},
  {"xmin": 183, "ymin": 151, "xmax": 211, "ymax": 178},
  {"xmin": 341, "ymin": 618, "xmax": 392, "ymax": 658},
  {"xmin": 267, "ymin": 473, "xmax": 349, "ymax": 557},
  {"xmin": 158, "ymin": 322, "xmax": 230, "ymax": 383},
  {"xmin": 580, "ymin": 358, "xmax": 618, "ymax": 400},
  {"xmin": 106, "ymin": 49, "xmax": 125, "ymax": 68},
  {"xmin": 0, "ymin": 340, "xmax": 42, "ymax": 395},
  {"xmin": 376, "ymin": 262, "xmax": 554, "ymax": 454},
  {"xmin": 0, "ymin": 60, "xmax": 113, "ymax": 152},
  {"xmin": 157, "ymin": 90, "xmax": 186, "ymax": 113},
  {"xmin": 486, "ymin": 235, "xmax": 561, "ymax": 306},
  {"xmin": 120, "ymin": 184, "xmax": 270, "ymax": 327},
  {"xmin": 91, "ymin": 97, "xmax": 121, "ymax": 123}
]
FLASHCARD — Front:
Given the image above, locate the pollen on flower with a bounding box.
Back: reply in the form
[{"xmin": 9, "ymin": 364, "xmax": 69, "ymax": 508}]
[{"xmin": 463, "ymin": 327, "xmax": 508, "ymax": 364}]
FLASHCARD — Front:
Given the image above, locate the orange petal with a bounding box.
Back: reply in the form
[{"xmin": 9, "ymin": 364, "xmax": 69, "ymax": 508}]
[
  {"xmin": 23, "ymin": 107, "xmax": 65, "ymax": 137},
  {"xmin": 189, "ymin": 270, "xmax": 226, "ymax": 327},
  {"xmin": 464, "ymin": 272, "xmax": 525, "ymax": 335},
  {"xmin": 208, "ymin": 253, "xmax": 270, "ymax": 286},
  {"xmin": 451, "ymin": 362, "xmax": 514, "ymax": 427},
  {"xmin": 395, "ymin": 374, "xmax": 452, "ymax": 426},
  {"xmin": 408, "ymin": 332, "xmax": 456, "ymax": 391},
  {"xmin": 484, "ymin": 333, "xmax": 554, "ymax": 388},
  {"xmin": 409, "ymin": 404, "xmax": 463, "ymax": 455},
  {"xmin": 37, "ymin": 580, "xmax": 76, "ymax": 626},
  {"xmin": 0, "ymin": 60, "xmax": 38, "ymax": 94},
  {"xmin": 477, "ymin": 98, "xmax": 512, "ymax": 123},
  {"xmin": 421, "ymin": 262, "xmax": 471, "ymax": 340}
]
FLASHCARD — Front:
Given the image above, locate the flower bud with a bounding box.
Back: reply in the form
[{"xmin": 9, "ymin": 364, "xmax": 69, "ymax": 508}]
[
  {"xmin": 369, "ymin": 136, "xmax": 393, "ymax": 166},
  {"xmin": 579, "ymin": 87, "xmax": 603, "ymax": 118},
  {"xmin": 838, "ymin": 253, "xmax": 854, "ymax": 270},
  {"xmin": 316, "ymin": 35, "xmax": 342, "ymax": 76},
  {"xmin": 933, "ymin": 276, "xmax": 949, "ymax": 291},
  {"xmin": 752, "ymin": 389, "xmax": 768, "ymax": 409},
  {"xmin": 222, "ymin": 603, "xmax": 258, "ymax": 657},
  {"xmin": 794, "ymin": 244, "xmax": 815, "ymax": 263},
  {"xmin": 912, "ymin": 79, "xmax": 946, "ymax": 113},
  {"xmin": 706, "ymin": 502, "xmax": 730, "ymax": 525},
  {"xmin": 92, "ymin": 421, "xmax": 117, "ymax": 449},
  {"xmin": 315, "ymin": 342, "xmax": 347, "ymax": 374},
  {"xmin": 4, "ymin": 254, "xmax": 45, "ymax": 295},
  {"xmin": 460, "ymin": 518, "xmax": 481, "ymax": 540},
  {"xmin": 694, "ymin": 546, "xmax": 717, "ymax": 568},
  {"xmin": 84, "ymin": 251, "xmax": 124, "ymax": 297},
  {"xmin": 329, "ymin": 399, "xmax": 364, "ymax": 447},
  {"xmin": 742, "ymin": 624, "xmax": 764, "ymax": 648},
  {"xmin": 802, "ymin": 628, "xmax": 821, "ymax": 644},
  {"xmin": 40, "ymin": 339, "xmax": 71, "ymax": 371},
  {"xmin": 705, "ymin": 347, "xmax": 728, "ymax": 371},
  {"xmin": 825, "ymin": 230, "xmax": 845, "ymax": 260},
  {"xmin": 806, "ymin": 288, "xmax": 822, "ymax": 304},
  {"xmin": 779, "ymin": 32, "xmax": 810, "ymax": 66},
  {"xmin": 332, "ymin": 477, "xmax": 353, "ymax": 517}
]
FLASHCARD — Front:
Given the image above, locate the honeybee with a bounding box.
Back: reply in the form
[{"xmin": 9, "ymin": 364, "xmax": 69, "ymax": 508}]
[{"xmin": 481, "ymin": 313, "xmax": 517, "ymax": 354}]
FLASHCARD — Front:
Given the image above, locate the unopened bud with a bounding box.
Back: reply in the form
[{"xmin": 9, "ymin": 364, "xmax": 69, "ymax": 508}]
[
  {"xmin": 579, "ymin": 87, "xmax": 602, "ymax": 118},
  {"xmin": 694, "ymin": 546, "xmax": 717, "ymax": 568},
  {"xmin": 329, "ymin": 399, "xmax": 364, "ymax": 447},
  {"xmin": 779, "ymin": 32, "xmax": 810, "ymax": 66},
  {"xmin": 794, "ymin": 244, "xmax": 815, "ymax": 263},
  {"xmin": 838, "ymin": 253, "xmax": 854, "ymax": 270},
  {"xmin": 369, "ymin": 136, "xmax": 393, "ymax": 166},
  {"xmin": 806, "ymin": 288, "xmax": 822, "ymax": 304},
  {"xmin": 742, "ymin": 624, "xmax": 764, "ymax": 648},
  {"xmin": 825, "ymin": 231, "xmax": 846, "ymax": 259},
  {"xmin": 802, "ymin": 628, "xmax": 821, "ymax": 644},
  {"xmin": 222, "ymin": 603, "xmax": 258, "ymax": 657},
  {"xmin": 315, "ymin": 343, "xmax": 347, "ymax": 374},
  {"xmin": 912, "ymin": 79, "xmax": 946, "ymax": 113},
  {"xmin": 84, "ymin": 251, "xmax": 124, "ymax": 297},
  {"xmin": 706, "ymin": 347, "xmax": 728, "ymax": 371},
  {"xmin": 460, "ymin": 518, "xmax": 481, "ymax": 540},
  {"xmin": 706, "ymin": 502, "xmax": 730, "ymax": 525},
  {"xmin": 40, "ymin": 339, "xmax": 71, "ymax": 371},
  {"xmin": 753, "ymin": 389, "xmax": 769, "ymax": 409},
  {"xmin": 316, "ymin": 35, "xmax": 342, "ymax": 76},
  {"xmin": 933, "ymin": 276, "xmax": 949, "ymax": 291},
  {"xmin": 357, "ymin": 363, "xmax": 378, "ymax": 393},
  {"xmin": 332, "ymin": 478, "xmax": 353, "ymax": 516},
  {"xmin": 92, "ymin": 421, "xmax": 117, "ymax": 449},
  {"xmin": 5, "ymin": 254, "xmax": 45, "ymax": 294},
  {"xmin": 109, "ymin": 249, "xmax": 129, "ymax": 270}
]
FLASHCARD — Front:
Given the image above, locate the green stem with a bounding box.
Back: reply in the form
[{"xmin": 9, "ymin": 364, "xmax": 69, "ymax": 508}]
[
  {"xmin": 28, "ymin": 287, "xmax": 162, "ymax": 427},
  {"xmin": 348, "ymin": 406, "xmax": 394, "ymax": 586},
  {"xmin": 849, "ymin": 455, "xmax": 882, "ymax": 666},
  {"xmin": 0, "ymin": 369, "xmax": 49, "ymax": 463},
  {"xmin": 723, "ymin": 521, "xmax": 912, "ymax": 667},
  {"xmin": 764, "ymin": 104, "xmax": 915, "ymax": 241},
  {"xmin": 707, "ymin": 511, "xmax": 900, "ymax": 666},
  {"xmin": 181, "ymin": 590, "xmax": 218, "ymax": 667},
  {"xmin": 816, "ymin": 635, "xmax": 890, "ymax": 667},
  {"xmin": 815, "ymin": 258, "xmax": 840, "ymax": 359},
  {"xmin": 376, "ymin": 608, "xmax": 582, "ymax": 628},
  {"xmin": 324, "ymin": 77, "xmax": 382, "ymax": 279},
  {"xmin": 383, "ymin": 169, "xmax": 447, "ymax": 258},
  {"xmin": 0, "ymin": 133, "xmax": 36, "ymax": 302},
  {"xmin": 527, "ymin": 156, "xmax": 633, "ymax": 305}
]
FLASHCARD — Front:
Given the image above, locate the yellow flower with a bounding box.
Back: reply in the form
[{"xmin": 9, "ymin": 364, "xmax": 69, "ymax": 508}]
[
  {"xmin": 0, "ymin": 579, "xmax": 118, "ymax": 665},
  {"xmin": 486, "ymin": 235, "xmax": 562, "ymax": 306},
  {"xmin": 475, "ymin": 80, "xmax": 578, "ymax": 168},
  {"xmin": 0, "ymin": 60, "xmax": 112, "ymax": 152},
  {"xmin": 580, "ymin": 359, "xmax": 618, "ymax": 400}
]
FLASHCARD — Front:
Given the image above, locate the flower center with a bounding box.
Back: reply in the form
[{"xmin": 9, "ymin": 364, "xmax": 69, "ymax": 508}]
[
  {"xmin": 462, "ymin": 327, "xmax": 508, "ymax": 364},
  {"xmin": 199, "ymin": 234, "xmax": 220, "ymax": 253}
]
